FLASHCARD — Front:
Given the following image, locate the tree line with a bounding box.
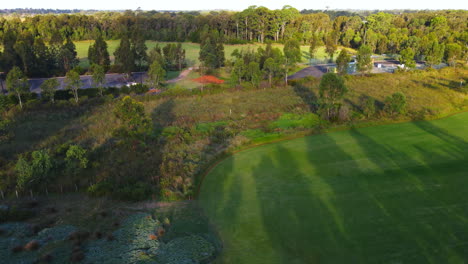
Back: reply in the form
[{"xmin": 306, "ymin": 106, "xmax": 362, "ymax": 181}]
[
  {"xmin": 1, "ymin": 8, "xmax": 466, "ymax": 46},
  {"xmin": 0, "ymin": 7, "xmax": 466, "ymax": 77}
]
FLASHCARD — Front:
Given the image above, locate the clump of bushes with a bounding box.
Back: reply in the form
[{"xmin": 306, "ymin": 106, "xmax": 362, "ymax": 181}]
[{"xmin": 384, "ymin": 92, "xmax": 407, "ymax": 116}]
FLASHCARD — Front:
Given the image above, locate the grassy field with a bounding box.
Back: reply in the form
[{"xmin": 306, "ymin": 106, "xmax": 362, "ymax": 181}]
[
  {"xmin": 74, "ymin": 40, "xmax": 345, "ymax": 68},
  {"xmin": 199, "ymin": 112, "xmax": 468, "ymax": 263}
]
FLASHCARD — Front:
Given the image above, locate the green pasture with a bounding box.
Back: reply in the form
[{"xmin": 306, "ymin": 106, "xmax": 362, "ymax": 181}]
[
  {"xmin": 74, "ymin": 40, "xmax": 345, "ymax": 68},
  {"xmin": 199, "ymin": 112, "xmax": 468, "ymax": 263}
]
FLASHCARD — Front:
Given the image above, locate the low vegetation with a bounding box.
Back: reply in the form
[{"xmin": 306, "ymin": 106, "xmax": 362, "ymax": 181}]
[{"xmin": 0, "ymin": 67, "xmax": 466, "ymax": 202}]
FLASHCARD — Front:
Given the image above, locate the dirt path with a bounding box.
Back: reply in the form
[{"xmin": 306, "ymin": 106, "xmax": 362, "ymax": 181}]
[{"xmin": 166, "ymin": 67, "xmax": 193, "ymax": 83}]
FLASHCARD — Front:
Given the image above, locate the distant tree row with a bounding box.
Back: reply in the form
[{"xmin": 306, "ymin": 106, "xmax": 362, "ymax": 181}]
[
  {"xmin": 0, "ymin": 8, "xmax": 466, "ymax": 77},
  {"xmin": 0, "ymin": 8, "xmax": 465, "ymax": 49},
  {"xmin": 0, "ymin": 29, "xmax": 79, "ymax": 77}
]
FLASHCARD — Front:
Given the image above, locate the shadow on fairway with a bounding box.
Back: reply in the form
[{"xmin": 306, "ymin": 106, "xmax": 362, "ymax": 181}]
[{"xmin": 249, "ymin": 123, "xmax": 468, "ymax": 263}]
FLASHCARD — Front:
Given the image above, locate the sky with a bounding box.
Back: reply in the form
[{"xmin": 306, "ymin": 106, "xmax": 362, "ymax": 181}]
[{"xmin": 2, "ymin": 0, "xmax": 467, "ymax": 11}]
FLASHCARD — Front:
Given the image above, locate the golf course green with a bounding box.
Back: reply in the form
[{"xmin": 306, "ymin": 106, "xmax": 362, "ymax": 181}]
[{"xmin": 199, "ymin": 112, "xmax": 468, "ymax": 264}]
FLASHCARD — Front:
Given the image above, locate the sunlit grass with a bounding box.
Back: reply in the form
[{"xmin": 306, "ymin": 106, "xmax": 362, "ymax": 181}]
[{"xmin": 199, "ymin": 112, "xmax": 468, "ymax": 263}]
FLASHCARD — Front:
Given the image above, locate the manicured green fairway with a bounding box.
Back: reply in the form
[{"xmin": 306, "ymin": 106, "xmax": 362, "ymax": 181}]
[{"xmin": 199, "ymin": 113, "xmax": 468, "ymax": 264}]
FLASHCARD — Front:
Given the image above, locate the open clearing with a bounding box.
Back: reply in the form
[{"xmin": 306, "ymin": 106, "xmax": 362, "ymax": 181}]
[
  {"xmin": 199, "ymin": 112, "xmax": 468, "ymax": 264},
  {"xmin": 74, "ymin": 40, "xmax": 346, "ymax": 68}
]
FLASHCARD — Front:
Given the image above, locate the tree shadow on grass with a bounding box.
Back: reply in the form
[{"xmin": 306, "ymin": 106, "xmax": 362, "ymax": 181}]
[
  {"xmin": 86, "ymin": 98, "xmax": 177, "ymax": 198},
  {"xmin": 292, "ymin": 83, "xmax": 319, "ymax": 113},
  {"xmin": 346, "ymin": 127, "xmax": 468, "ymax": 263},
  {"xmin": 245, "ymin": 122, "xmax": 468, "ymax": 263}
]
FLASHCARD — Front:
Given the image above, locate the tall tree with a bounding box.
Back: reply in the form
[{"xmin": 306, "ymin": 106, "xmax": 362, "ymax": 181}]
[
  {"xmin": 33, "ymin": 37, "xmax": 54, "ymax": 77},
  {"xmin": 309, "ymin": 33, "xmax": 320, "ymax": 61},
  {"xmin": 91, "ymin": 64, "xmax": 106, "ymax": 96},
  {"xmin": 65, "ymin": 70, "xmax": 82, "ymax": 103},
  {"xmin": 146, "ymin": 60, "xmax": 166, "ymax": 88},
  {"xmin": 1, "ymin": 29, "xmax": 21, "ymax": 72},
  {"xmin": 40, "ymin": 78, "xmax": 59, "ymax": 103},
  {"xmin": 319, "ymin": 73, "xmax": 348, "ymax": 120},
  {"xmin": 425, "ymin": 40, "xmax": 445, "ymax": 67},
  {"xmin": 263, "ymin": 57, "xmax": 278, "ymax": 88},
  {"xmin": 356, "ymin": 44, "xmax": 373, "ymax": 74},
  {"xmin": 399, "ymin": 48, "xmax": 416, "ymax": 69},
  {"xmin": 336, "ymin": 49, "xmax": 351, "ymax": 75},
  {"xmin": 199, "ymin": 30, "xmax": 225, "ymax": 70},
  {"xmin": 6, "ymin": 66, "xmax": 29, "ymax": 109},
  {"xmin": 14, "ymin": 32, "xmax": 35, "ymax": 76},
  {"xmin": 59, "ymin": 38, "xmax": 79, "ymax": 74},
  {"xmin": 114, "ymin": 34, "xmax": 135, "ymax": 77},
  {"xmin": 132, "ymin": 33, "xmax": 148, "ymax": 71},
  {"xmin": 231, "ymin": 59, "xmax": 246, "ymax": 86},
  {"xmin": 325, "ymin": 33, "xmax": 338, "ymax": 61},
  {"xmin": 246, "ymin": 61, "xmax": 261, "ymax": 87},
  {"xmin": 444, "ymin": 43, "xmax": 462, "ymax": 67},
  {"xmin": 283, "ymin": 39, "xmax": 301, "ymax": 85},
  {"xmin": 88, "ymin": 34, "xmax": 110, "ymax": 71}
]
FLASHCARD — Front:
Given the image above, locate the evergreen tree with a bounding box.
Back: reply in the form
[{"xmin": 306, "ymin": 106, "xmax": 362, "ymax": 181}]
[
  {"xmin": 6, "ymin": 66, "xmax": 29, "ymax": 109},
  {"xmin": 199, "ymin": 30, "xmax": 225, "ymax": 70},
  {"xmin": 336, "ymin": 49, "xmax": 351, "ymax": 75},
  {"xmin": 263, "ymin": 57, "xmax": 279, "ymax": 88},
  {"xmin": 132, "ymin": 34, "xmax": 148, "ymax": 71},
  {"xmin": 114, "ymin": 35, "xmax": 135, "ymax": 76},
  {"xmin": 59, "ymin": 38, "xmax": 79, "ymax": 74},
  {"xmin": 399, "ymin": 48, "xmax": 416, "ymax": 69},
  {"xmin": 40, "ymin": 78, "xmax": 59, "ymax": 103},
  {"xmin": 283, "ymin": 39, "xmax": 301, "ymax": 85},
  {"xmin": 319, "ymin": 73, "xmax": 348, "ymax": 120},
  {"xmin": 14, "ymin": 32, "xmax": 35, "ymax": 76},
  {"xmin": 91, "ymin": 64, "xmax": 106, "ymax": 96},
  {"xmin": 33, "ymin": 37, "xmax": 54, "ymax": 77},
  {"xmin": 231, "ymin": 59, "xmax": 245, "ymax": 85},
  {"xmin": 356, "ymin": 45, "xmax": 373, "ymax": 74},
  {"xmin": 425, "ymin": 40, "xmax": 445, "ymax": 67},
  {"xmin": 146, "ymin": 60, "xmax": 166, "ymax": 88},
  {"xmin": 246, "ymin": 61, "xmax": 261, "ymax": 87},
  {"xmin": 65, "ymin": 70, "xmax": 82, "ymax": 103},
  {"xmin": 88, "ymin": 34, "xmax": 110, "ymax": 71},
  {"xmin": 309, "ymin": 33, "xmax": 320, "ymax": 61},
  {"xmin": 1, "ymin": 29, "xmax": 21, "ymax": 72}
]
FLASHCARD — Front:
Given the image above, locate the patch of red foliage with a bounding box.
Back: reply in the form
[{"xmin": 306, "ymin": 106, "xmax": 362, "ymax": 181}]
[
  {"xmin": 192, "ymin": 75, "xmax": 225, "ymax": 84},
  {"xmin": 147, "ymin": 89, "xmax": 162, "ymax": 94}
]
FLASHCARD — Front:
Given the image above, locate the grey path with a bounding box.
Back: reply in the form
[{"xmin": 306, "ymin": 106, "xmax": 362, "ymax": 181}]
[{"xmin": 0, "ymin": 70, "xmax": 190, "ymax": 94}]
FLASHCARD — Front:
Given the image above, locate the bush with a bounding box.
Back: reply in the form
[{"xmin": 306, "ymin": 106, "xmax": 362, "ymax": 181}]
[
  {"xmin": 360, "ymin": 95, "xmax": 376, "ymax": 118},
  {"xmin": 87, "ymin": 181, "xmax": 113, "ymax": 197},
  {"xmin": 114, "ymin": 182, "xmax": 153, "ymax": 201},
  {"xmin": 384, "ymin": 92, "xmax": 407, "ymax": 116}
]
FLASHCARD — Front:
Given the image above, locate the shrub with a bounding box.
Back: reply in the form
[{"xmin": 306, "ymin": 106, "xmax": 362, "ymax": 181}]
[
  {"xmin": 113, "ymin": 96, "xmax": 152, "ymax": 140},
  {"xmin": 360, "ymin": 95, "xmax": 376, "ymax": 118},
  {"xmin": 384, "ymin": 92, "xmax": 407, "ymax": 116}
]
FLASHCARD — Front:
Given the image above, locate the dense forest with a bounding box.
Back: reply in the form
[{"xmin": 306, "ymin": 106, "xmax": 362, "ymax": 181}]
[{"xmin": 0, "ymin": 7, "xmax": 466, "ymax": 77}]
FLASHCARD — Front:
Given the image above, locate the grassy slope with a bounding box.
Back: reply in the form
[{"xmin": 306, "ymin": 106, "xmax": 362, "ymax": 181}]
[
  {"xmin": 199, "ymin": 112, "xmax": 468, "ymax": 264},
  {"xmin": 0, "ymin": 68, "xmax": 466, "ymax": 197},
  {"xmin": 74, "ymin": 40, "xmax": 344, "ymax": 68}
]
